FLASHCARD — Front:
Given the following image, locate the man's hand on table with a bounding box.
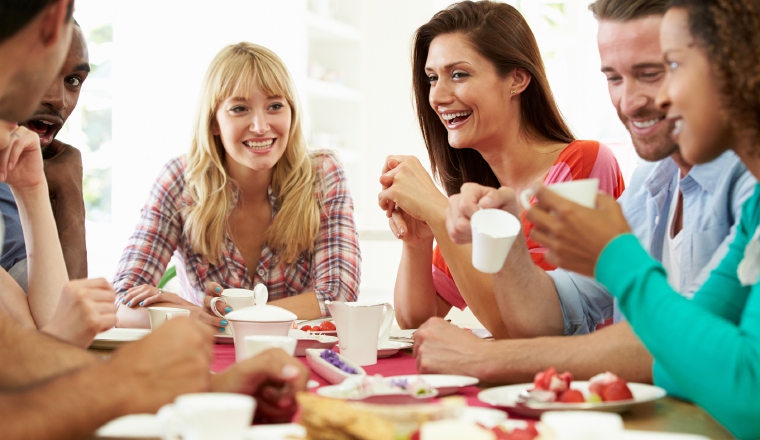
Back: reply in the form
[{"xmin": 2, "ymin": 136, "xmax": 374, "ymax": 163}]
[
  {"xmin": 41, "ymin": 278, "xmax": 117, "ymax": 348},
  {"xmin": 413, "ymin": 317, "xmax": 492, "ymax": 378},
  {"xmin": 107, "ymin": 318, "xmax": 214, "ymax": 414},
  {"xmin": 212, "ymin": 348, "xmax": 308, "ymax": 423}
]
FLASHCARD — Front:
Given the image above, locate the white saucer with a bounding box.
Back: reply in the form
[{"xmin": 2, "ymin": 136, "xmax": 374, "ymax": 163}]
[
  {"xmin": 378, "ymin": 340, "xmax": 413, "ymax": 358},
  {"xmin": 383, "ymin": 374, "xmax": 479, "ymax": 396},
  {"xmin": 90, "ymin": 328, "xmax": 151, "ymax": 350},
  {"xmin": 95, "ymin": 414, "xmax": 160, "ymax": 438},
  {"xmin": 246, "ymin": 423, "xmax": 305, "ymax": 440}
]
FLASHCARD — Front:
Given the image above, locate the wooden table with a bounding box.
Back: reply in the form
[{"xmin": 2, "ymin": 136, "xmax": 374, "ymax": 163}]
[{"xmin": 88, "ymin": 344, "xmax": 735, "ymax": 440}]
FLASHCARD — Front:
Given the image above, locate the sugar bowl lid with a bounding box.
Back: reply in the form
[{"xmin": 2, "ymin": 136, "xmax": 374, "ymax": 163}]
[{"xmin": 224, "ymin": 284, "xmax": 297, "ymax": 322}]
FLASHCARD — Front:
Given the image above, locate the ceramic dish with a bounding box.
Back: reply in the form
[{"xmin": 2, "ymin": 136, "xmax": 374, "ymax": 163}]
[
  {"xmin": 293, "ymin": 335, "xmax": 339, "ymax": 356},
  {"xmin": 478, "ymin": 381, "xmax": 666, "ymax": 417},
  {"xmin": 305, "ymin": 348, "xmax": 366, "ymax": 384},
  {"xmin": 377, "ymin": 340, "xmax": 413, "ymax": 358},
  {"xmin": 315, "ymin": 375, "xmax": 438, "ymax": 405},
  {"xmin": 245, "ymin": 423, "xmax": 306, "ymax": 440},
  {"xmin": 384, "ymin": 374, "xmax": 479, "ymax": 396},
  {"xmin": 90, "ymin": 328, "xmax": 151, "ymax": 350},
  {"xmin": 94, "ymin": 414, "xmax": 160, "ymax": 438}
]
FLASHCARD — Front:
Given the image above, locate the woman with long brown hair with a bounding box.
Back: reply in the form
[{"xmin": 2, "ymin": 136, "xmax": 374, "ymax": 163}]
[{"xmin": 378, "ymin": 1, "xmax": 624, "ymax": 337}]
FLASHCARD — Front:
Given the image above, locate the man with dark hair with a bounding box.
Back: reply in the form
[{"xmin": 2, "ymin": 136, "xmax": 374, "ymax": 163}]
[
  {"xmin": 0, "ymin": 3, "xmax": 308, "ymax": 438},
  {"xmin": 413, "ymin": 0, "xmax": 755, "ymax": 385},
  {"xmin": 0, "ymin": 21, "xmax": 89, "ymax": 290}
]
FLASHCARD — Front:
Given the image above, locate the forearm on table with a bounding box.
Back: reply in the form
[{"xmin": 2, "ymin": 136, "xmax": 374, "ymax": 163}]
[
  {"xmin": 12, "ymin": 184, "xmax": 69, "ymax": 326},
  {"xmin": 269, "ymin": 291, "xmax": 321, "ymax": 320},
  {"xmin": 429, "ymin": 216, "xmax": 509, "ymax": 338},
  {"xmin": 52, "ymin": 190, "xmax": 87, "ymax": 279},
  {"xmin": 476, "ymin": 322, "xmax": 653, "ymax": 384},
  {"xmin": 394, "ymin": 242, "xmax": 442, "ymax": 329},
  {"xmin": 0, "ymin": 314, "xmax": 96, "ymax": 390},
  {"xmin": 492, "ymin": 234, "xmax": 565, "ymax": 337},
  {"xmin": 0, "ymin": 360, "xmax": 130, "ymax": 439}
]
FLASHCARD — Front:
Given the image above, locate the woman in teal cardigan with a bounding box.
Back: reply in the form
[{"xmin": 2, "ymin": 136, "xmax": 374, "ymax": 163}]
[{"xmin": 526, "ymin": 1, "xmax": 760, "ymax": 438}]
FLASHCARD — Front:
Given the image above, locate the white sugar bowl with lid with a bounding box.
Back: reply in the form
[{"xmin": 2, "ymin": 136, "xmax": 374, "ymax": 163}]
[{"xmin": 225, "ymin": 284, "xmax": 297, "ymax": 362}]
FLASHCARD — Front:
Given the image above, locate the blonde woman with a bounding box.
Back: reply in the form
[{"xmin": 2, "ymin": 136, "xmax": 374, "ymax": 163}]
[{"xmin": 114, "ymin": 43, "xmax": 360, "ymax": 329}]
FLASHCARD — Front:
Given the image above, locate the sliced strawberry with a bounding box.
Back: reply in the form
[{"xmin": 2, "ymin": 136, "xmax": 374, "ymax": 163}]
[
  {"xmin": 312, "ymin": 324, "xmax": 324, "ymax": 332},
  {"xmin": 300, "ymin": 325, "xmax": 313, "ymax": 332},
  {"xmin": 557, "ymin": 389, "xmax": 585, "ymax": 403},
  {"xmin": 557, "ymin": 372, "xmax": 573, "ymax": 390},
  {"xmin": 533, "ymin": 367, "xmax": 556, "ymax": 390},
  {"xmin": 321, "ymin": 321, "xmax": 336, "ymax": 331},
  {"xmin": 601, "ymin": 380, "xmax": 633, "ymax": 402}
]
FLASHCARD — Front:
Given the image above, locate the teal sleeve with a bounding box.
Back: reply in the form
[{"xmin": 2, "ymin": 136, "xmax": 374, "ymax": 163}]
[{"xmin": 595, "ymin": 188, "xmax": 760, "ymax": 440}]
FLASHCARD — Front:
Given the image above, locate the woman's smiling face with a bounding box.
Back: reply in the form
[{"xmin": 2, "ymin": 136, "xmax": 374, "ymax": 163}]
[
  {"xmin": 425, "ymin": 33, "xmax": 516, "ymax": 151},
  {"xmin": 655, "ymin": 7, "xmax": 733, "ymax": 165}
]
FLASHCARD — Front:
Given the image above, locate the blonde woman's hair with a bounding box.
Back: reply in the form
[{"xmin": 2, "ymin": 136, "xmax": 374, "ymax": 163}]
[{"xmin": 184, "ymin": 42, "xmax": 322, "ymax": 265}]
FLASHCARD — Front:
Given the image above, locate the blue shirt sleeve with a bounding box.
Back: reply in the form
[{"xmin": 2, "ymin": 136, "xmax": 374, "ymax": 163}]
[{"xmin": 0, "ymin": 183, "xmax": 26, "ymax": 271}]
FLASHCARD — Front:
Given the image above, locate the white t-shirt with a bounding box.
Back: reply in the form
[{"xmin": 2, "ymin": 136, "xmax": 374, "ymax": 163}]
[{"xmin": 661, "ymin": 183, "xmax": 683, "ymax": 292}]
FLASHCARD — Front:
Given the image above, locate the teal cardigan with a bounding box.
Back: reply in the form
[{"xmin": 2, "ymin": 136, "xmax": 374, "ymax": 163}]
[{"xmin": 596, "ymin": 184, "xmax": 760, "ymax": 440}]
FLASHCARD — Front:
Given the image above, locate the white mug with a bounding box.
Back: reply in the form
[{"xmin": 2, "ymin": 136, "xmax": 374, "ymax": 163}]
[
  {"xmin": 210, "ymin": 289, "xmax": 256, "ymax": 335},
  {"xmin": 159, "ymin": 393, "xmax": 255, "ymax": 440},
  {"xmin": 470, "ymin": 209, "xmax": 521, "ymax": 273},
  {"xmin": 148, "ymin": 307, "xmax": 190, "ymax": 329},
  {"xmin": 520, "ymin": 178, "xmax": 599, "ymax": 210},
  {"xmin": 243, "ymin": 335, "xmax": 297, "ymax": 360}
]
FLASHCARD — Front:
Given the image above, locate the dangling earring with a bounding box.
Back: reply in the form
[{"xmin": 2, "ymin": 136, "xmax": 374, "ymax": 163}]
[{"xmin": 510, "ymin": 90, "xmax": 517, "ymax": 95}]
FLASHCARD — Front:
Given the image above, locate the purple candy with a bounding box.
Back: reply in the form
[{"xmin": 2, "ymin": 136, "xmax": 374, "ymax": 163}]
[{"xmin": 320, "ymin": 349, "xmax": 358, "ymax": 374}]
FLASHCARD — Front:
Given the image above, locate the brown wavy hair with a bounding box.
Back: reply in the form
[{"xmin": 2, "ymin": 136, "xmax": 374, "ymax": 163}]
[
  {"xmin": 666, "ymin": 0, "xmax": 760, "ymax": 150},
  {"xmin": 412, "ymin": 1, "xmax": 575, "ymax": 196},
  {"xmin": 589, "ymin": 0, "xmax": 667, "ymax": 21}
]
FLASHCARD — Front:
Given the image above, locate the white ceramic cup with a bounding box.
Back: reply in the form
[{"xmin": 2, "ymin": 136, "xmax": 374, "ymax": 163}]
[
  {"xmin": 243, "ymin": 335, "xmax": 297, "ymax": 360},
  {"xmin": 158, "ymin": 393, "xmax": 255, "ymax": 440},
  {"xmin": 148, "ymin": 307, "xmax": 191, "ymax": 329},
  {"xmin": 520, "ymin": 178, "xmax": 599, "ymax": 210},
  {"xmin": 210, "ymin": 289, "xmax": 256, "ymax": 335},
  {"xmin": 539, "ymin": 411, "xmax": 624, "ymax": 440},
  {"xmin": 470, "ymin": 209, "xmax": 521, "ymax": 274},
  {"xmin": 326, "ymin": 301, "xmax": 394, "ymax": 366}
]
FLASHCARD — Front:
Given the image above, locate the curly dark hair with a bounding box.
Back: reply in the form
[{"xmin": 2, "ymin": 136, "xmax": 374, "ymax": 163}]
[{"xmin": 667, "ymin": 0, "xmax": 760, "ymax": 149}]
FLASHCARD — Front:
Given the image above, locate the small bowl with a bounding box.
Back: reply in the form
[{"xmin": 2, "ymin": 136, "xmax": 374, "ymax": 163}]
[{"xmin": 305, "ymin": 348, "xmax": 366, "ymax": 384}]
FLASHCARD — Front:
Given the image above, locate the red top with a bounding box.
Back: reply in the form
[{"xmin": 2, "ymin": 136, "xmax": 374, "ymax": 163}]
[{"xmin": 432, "ymin": 140, "xmax": 626, "ymax": 310}]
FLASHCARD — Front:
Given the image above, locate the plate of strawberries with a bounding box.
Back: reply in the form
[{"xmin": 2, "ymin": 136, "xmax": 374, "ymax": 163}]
[
  {"xmin": 295, "ymin": 319, "xmax": 338, "ymax": 336},
  {"xmin": 478, "ymin": 367, "xmax": 666, "ymax": 417}
]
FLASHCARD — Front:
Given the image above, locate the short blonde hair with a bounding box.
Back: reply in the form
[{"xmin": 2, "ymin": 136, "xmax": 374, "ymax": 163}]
[{"xmin": 184, "ymin": 42, "xmax": 322, "ymax": 264}]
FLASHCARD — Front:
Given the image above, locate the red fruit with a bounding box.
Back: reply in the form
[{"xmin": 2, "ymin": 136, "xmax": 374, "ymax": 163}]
[
  {"xmin": 557, "ymin": 389, "xmax": 585, "ymax": 403},
  {"xmin": 321, "ymin": 321, "xmax": 336, "ymax": 331},
  {"xmin": 300, "ymin": 325, "xmax": 313, "ymax": 332},
  {"xmin": 312, "ymin": 324, "xmax": 324, "ymax": 332},
  {"xmin": 533, "ymin": 367, "xmax": 556, "ymax": 390},
  {"xmin": 600, "ymin": 380, "xmax": 634, "ymax": 402},
  {"xmin": 589, "ymin": 381, "xmax": 605, "ymax": 397}
]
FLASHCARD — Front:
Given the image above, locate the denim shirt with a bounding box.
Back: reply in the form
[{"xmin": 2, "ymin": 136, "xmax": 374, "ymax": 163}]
[{"xmin": 549, "ymin": 151, "xmax": 755, "ymax": 334}]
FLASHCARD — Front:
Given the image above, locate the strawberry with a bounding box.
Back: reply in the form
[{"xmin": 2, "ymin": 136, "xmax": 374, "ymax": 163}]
[
  {"xmin": 300, "ymin": 325, "xmax": 313, "ymax": 332},
  {"xmin": 533, "ymin": 367, "xmax": 572, "ymax": 393},
  {"xmin": 557, "ymin": 389, "xmax": 585, "ymax": 403},
  {"xmin": 312, "ymin": 324, "xmax": 324, "ymax": 332},
  {"xmin": 600, "ymin": 380, "xmax": 633, "ymax": 402},
  {"xmin": 533, "ymin": 367, "xmax": 556, "ymax": 390},
  {"xmin": 321, "ymin": 321, "xmax": 336, "ymax": 331}
]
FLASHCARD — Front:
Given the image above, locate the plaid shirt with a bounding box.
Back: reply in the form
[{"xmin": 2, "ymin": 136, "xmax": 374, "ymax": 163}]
[{"xmin": 113, "ymin": 150, "xmax": 361, "ymax": 316}]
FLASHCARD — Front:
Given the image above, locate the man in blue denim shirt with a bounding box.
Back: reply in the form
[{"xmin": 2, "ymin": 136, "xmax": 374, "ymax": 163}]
[{"xmin": 412, "ymin": 0, "xmax": 755, "ymax": 384}]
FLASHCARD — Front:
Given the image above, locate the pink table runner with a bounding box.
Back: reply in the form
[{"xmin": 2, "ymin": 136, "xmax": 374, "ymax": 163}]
[{"xmin": 212, "ymin": 344, "xmax": 500, "ymax": 410}]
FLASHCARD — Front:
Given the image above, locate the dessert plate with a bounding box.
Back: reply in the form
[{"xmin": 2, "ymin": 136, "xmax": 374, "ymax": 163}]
[
  {"xmin": 316, "ymin": 377, "xmax": 438, "ymax": 405},
  {"xmin": 385, "ymin": 374, "xmax": 479, "ymax": 396},
  {"xmin": 478, "ymin": 381, "xmax": 666, "ymax": 417},
  {"xmin": 377, "ymin": 340, "xmax": 413, "ymax": 358},
  {"xmin": 90, "ymin": 328, "xmax": 151, "ymax": 350}
]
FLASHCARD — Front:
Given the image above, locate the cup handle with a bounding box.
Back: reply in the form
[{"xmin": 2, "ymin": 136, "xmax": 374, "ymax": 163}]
[
  {"xmin": 209, "ymin": 297, "xmax": 228, "ymax": 319},
  {"xmin": 520, "ymin": 187, "xmax": 536, "ymax": 210},
  {"xmin": 378, "ymin": 303, "xmax": 395, "ymax": 345}
]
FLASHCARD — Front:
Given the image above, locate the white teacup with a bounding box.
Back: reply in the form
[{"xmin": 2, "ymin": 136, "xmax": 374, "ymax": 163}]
[
  {"xmin": 210, "ymin": 289, "xmax": 256, "ymax": 335},
  {"xmin": 326, "ymin": 301, "xmax": 395, "ymax": 366},
  {"xmin": 470, "ymin": 209, "xmax": 521, "ymax": 274},
  {"xmin": 520, "ymin": 178, "xmax": 599, "ymax": 210},
  {"xmin": 243, "ymin": 335, "xmax": 297, "ymax": 360},
  {"xmin": 148, "ymin": 307, "xmax": 191, "ymax": 329},
  {"xmin": 158, "ymin": 393, "xmax": 255, "ymax": 440}
]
